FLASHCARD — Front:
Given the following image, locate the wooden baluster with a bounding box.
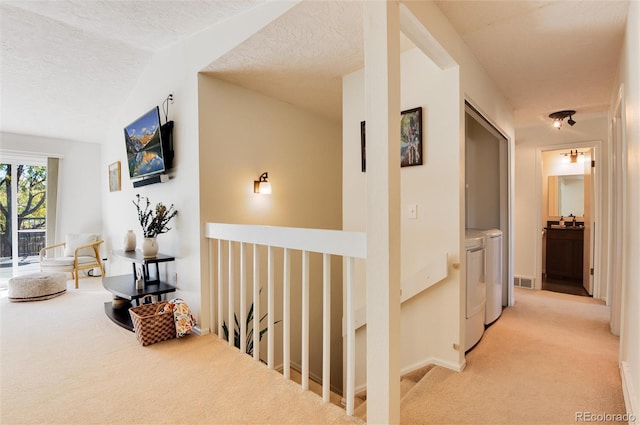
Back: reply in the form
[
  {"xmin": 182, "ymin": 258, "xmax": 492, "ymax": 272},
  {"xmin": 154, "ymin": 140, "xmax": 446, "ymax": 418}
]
[
  {"xmin": 228, "ymin": 241, "xmax": 234, "ymax": 348},
  {"xmin": 301, "ymin": 250, "xmax": 310, "ymax": 390},
  {"xmin": 346, "ymin": 256, "xmax": 355, "ymax": 415},
  {"xmin": 240, "ymin": 242, "xmax": 246, "ymax": 354},
  {"xmin": 267, "ymin": 246, "xmax": 275, "ymax": 369},
  {"xmin": 322, "ymin": 253, "xmax": 331, "ymax": 402},
  {"xmin": 253, "ymin": 244, "xmax": 260, "ymax": 361},
  {"xmin": 283, "ymin": 248, "xmax": 291, "ymax": 379}
]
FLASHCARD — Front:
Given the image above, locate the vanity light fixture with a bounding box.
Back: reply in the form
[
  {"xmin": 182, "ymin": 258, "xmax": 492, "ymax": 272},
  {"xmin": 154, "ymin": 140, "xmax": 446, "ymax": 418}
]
[
  {"xmin": 560, "ymin": 150, "xmax": 585, "ymax": 164},
  {"xmin": 254, "ymin": 172, "xmax": 272, "ymax": 194},
  {"xmin": 549, "ymin": 110, "xmax": 576, "ymax": 130}
]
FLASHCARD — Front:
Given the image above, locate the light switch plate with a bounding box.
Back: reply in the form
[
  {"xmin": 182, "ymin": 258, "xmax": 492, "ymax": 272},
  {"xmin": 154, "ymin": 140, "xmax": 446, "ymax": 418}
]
[{"xmin": 408, "ymin": 204, "xmax": 417, "ymax": 220}]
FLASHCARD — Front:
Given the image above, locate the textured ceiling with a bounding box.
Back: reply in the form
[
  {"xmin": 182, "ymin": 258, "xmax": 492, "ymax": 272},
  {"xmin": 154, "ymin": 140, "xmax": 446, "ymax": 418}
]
[
  {"xmin": 0, "ymin": 0, "xmax": 631, "ymax": 144},
  {"xmin": 0, "ymin": 0, "xmax": 264, "ymax": 143},
  {"xmin": 435, "ymin": 0, "xmax": 629, "ymax": 127},
  {"xmin": 203, "ymin": 1, "xmax": 366, "ymax": 124}
]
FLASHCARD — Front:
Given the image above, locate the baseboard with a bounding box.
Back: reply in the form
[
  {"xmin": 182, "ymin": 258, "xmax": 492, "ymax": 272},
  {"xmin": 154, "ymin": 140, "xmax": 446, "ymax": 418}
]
[
  {"xmin": 281, "ymin": 361, "xmax": 343, "ymax": 396},
  {"xmin": 426, "ymin": 356, "xmax": 466, "ymax": 373},
  {"xmin": 192, "ymin": 325, "xmax": 209, "ymax": 336},
  {"xmin": 353, "ymin": 356, "xmax": 466, "ymax": 395},
  {"xmin": 620, "ymin": 361, "xmax": 638, "ymax": 423}
]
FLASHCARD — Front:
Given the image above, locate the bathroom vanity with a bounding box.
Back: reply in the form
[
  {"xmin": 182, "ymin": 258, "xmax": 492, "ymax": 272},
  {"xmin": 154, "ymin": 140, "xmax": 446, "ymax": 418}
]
[{"xmin": 545, "ymin": 224, "xmax": 584, "ymax": 281}]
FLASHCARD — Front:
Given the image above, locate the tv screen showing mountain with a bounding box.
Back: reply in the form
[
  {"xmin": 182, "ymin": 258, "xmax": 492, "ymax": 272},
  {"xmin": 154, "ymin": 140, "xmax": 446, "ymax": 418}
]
[{"xmin": 123, "ymin": 106, "xmax": 165, "ymax": 179}]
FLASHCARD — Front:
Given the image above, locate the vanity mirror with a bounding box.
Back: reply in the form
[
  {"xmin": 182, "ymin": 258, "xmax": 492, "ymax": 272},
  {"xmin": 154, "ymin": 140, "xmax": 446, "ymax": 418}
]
[{"xmin": 548, "ymin": 175, "xmax": 584, "ymax": 217}]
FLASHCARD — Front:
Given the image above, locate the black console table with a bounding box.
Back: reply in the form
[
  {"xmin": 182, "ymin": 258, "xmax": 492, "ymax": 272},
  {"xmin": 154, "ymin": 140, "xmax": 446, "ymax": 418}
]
[{"xmin": 103, "ymin": 250, "xmax": 176, "ymax": 331}]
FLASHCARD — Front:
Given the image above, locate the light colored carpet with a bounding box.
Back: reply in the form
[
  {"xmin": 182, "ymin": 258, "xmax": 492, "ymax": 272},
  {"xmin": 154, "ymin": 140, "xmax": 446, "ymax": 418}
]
[
  {"xmin": 400, "ymin": 288, "xmax": 626, "ymax": 424},
  {"xmin": 1, "ymin": 280, "xmax": 625, "ymax": 425},
  {"xmin": 0, "ymin": 278, "xmax": 362, "ymax": 425}
]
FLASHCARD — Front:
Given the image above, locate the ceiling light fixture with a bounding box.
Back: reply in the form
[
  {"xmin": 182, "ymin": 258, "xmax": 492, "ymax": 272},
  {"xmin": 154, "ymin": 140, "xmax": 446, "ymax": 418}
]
[{"xmin": 548, "ymin": 110, "xmax": 576, "ymax": 130}]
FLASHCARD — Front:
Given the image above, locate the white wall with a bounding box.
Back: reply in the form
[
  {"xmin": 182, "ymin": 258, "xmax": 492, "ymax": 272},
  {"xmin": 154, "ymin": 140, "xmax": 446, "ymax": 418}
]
[
  {"xmin": 0, "ymin": 132, "xmax": 102, "ymax": 241},
  {"xmin": 343, "ymin": 39, "xmax": 514, "ymax": 388},
  {"xmin": 197, "ymin": 75, "xmax": 344, "ymax": 391},
  {"xmin": 98, "ymin": 1, "xmax": 299, "ymax": 325},
  {"xmin": 342, "ymin": 1, "xmax": 514, "ymax": 388},
  {"xmin": 611, "ymin": 0, "xmax": 640, "ymax": 416}
]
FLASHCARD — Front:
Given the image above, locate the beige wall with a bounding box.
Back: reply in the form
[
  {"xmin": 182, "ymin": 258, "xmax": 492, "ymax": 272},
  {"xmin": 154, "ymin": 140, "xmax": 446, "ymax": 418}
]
[{"xmin": 197, "ymin": 75, "xmax": 344, "ymax": 391}]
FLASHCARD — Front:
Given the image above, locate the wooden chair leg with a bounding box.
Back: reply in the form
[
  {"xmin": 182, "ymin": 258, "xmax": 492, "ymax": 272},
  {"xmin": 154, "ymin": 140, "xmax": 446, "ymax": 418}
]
[{"xmin": 73, "ymin": 270, "xmax": 79, "ymax": 289}]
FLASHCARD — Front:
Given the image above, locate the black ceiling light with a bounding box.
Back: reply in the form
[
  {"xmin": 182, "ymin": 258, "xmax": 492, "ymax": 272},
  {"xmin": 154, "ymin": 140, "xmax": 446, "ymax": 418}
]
[{"xmin": 549, "ymin": 110, "xmax": 576, "ymax": 130}]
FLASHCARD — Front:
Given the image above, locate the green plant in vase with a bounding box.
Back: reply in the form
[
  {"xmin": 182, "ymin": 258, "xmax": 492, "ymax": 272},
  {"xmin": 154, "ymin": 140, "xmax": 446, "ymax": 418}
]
[{"xmin": 222, "ymin": 298, "xmax": 280, "ymax": 358}]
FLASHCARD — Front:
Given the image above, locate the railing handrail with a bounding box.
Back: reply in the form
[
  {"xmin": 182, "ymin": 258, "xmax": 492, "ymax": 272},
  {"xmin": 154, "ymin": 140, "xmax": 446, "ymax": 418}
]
[
  {"xmin": 205, "ymin": 222, "xmax": 364, "ymax": 416},
  {"xmin": 206, "ymin": 223, "xmax": 366, "ymax": 259}
]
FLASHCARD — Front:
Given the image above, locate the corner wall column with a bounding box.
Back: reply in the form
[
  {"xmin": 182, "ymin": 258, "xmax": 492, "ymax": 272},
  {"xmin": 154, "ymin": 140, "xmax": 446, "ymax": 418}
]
[{"xmin": 364, "ymin": 1, "xmax": 401, "ymax": 423}]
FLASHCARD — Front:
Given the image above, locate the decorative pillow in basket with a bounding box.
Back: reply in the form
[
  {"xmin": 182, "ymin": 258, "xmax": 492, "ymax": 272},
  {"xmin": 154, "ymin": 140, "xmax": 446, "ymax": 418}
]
[
  {"xmin": 129, "ymin": 302, "xmax": 176, "ymax": 346},
  {"xmin": 159, "ymin": 298, "xmax": 196, "ymax": 337}
]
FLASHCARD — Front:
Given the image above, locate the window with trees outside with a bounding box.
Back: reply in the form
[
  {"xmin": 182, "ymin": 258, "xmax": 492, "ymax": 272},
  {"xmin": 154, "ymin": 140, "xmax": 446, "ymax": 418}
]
[{"xmin": 0, "ymin": 157, "xmax": 49, "ymax": 285}]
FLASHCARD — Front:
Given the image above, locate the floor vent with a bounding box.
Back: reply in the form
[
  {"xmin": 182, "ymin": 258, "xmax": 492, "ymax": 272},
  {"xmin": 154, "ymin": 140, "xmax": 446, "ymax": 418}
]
[{"xmin": 514, "ymin": 276, "xmax": 535, "ymax": 289}]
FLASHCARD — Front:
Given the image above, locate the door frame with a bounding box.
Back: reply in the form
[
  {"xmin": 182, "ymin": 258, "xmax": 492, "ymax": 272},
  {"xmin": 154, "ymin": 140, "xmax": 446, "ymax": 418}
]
[
  {"xmin": 534, "ymin": 140, "xmax": 603, "ymax": 298},
  {"xmin": 608, "ymin": 84, "xmax": 626, "ymax": 336}
]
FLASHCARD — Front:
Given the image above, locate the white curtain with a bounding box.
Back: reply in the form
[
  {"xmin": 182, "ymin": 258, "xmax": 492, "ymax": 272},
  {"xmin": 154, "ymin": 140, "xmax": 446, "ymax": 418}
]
[{"xmin": 46, "ymin": 157, "xmax": 59, "ymax": 247}]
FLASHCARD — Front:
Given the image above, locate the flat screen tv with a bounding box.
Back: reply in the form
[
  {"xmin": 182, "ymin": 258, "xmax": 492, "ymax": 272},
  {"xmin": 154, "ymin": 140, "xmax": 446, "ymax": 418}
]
[{"xmin": 124, "ymin": 106, "xmax": 165, "ymax": 180}]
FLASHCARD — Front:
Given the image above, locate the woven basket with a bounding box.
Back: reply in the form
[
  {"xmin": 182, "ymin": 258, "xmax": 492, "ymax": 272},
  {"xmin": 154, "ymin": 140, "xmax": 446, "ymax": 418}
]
[{"xmin": 129, "ymin": 302, "xmax": 176, "ymax": 346}]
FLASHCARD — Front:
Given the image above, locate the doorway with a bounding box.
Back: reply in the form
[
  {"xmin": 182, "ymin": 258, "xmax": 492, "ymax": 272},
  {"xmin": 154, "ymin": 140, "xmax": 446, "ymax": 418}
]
[
  {"xmin": 464, "ymin": 102, "xmax": 511, "ymax": 308},
  {"xmin": 538, "ymin": 144, "xmax": 600, "ymax": 298},
  {"xmin": 0, "ymin": 158, "xmax": 48, "ymax": 285}
]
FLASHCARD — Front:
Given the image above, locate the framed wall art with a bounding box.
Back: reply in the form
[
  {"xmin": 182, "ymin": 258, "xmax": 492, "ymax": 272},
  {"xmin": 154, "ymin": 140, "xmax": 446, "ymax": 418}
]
[
  {"xmin": 108, "ymin": 161, "xmax": 121, "ymax": 192},
  {"xmin": 359, "ymin": 106, "xmax": 424, "ymax": 171},
  {"xmin": 400, "ymin": 107, "xmax": 423, "ymax": 167}
]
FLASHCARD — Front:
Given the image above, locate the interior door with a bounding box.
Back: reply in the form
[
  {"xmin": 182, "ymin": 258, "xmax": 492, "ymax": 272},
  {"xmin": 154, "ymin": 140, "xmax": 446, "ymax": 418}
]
[{"xmin": 583, "ymin": 150, "xmax": 593, "ymax": 295}]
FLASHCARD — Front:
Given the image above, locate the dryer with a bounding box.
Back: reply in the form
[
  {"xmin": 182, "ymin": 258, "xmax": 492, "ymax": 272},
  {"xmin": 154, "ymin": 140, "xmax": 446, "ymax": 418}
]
[
  {"xmin": 465, "ymin": 230, "xmax": 486, "ymax": 352},
  {"xmin": 484, "ymin": 229, "xmax": 503, "ymax": 325}
]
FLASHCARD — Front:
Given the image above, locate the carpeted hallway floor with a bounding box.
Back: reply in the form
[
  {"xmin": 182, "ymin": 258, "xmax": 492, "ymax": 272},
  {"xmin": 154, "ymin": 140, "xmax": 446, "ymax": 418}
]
[
  {"xmin": 398, "ymin": 288, "xmax": 626, "ymax": 424},
  {"xmin": 1, "ymin": 279, "xmax": 626, "ymax": 424}
]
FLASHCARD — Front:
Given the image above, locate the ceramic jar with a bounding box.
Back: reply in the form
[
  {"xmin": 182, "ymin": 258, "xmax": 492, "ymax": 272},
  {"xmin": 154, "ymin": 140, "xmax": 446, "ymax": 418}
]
[
  {"xmin": 141, "ymin": 237, "xmax": 158, "ymax": 258},
  {"xmin": 124, "ymin": 230, "xmax": 136, "ymax": 251}
]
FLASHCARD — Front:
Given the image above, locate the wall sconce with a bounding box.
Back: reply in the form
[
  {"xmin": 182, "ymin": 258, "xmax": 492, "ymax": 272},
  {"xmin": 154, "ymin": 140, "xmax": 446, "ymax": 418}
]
[
  {"xmin": 254, "ymin": 172, "xmax": 272, "ymax": 194},
  {"xmin": 549, "ymin": 110, "xmax": 576, "ymax": 130},
  {"xmin": 560, "ymin": 149, "xmax": 585, "ymax": 164}
]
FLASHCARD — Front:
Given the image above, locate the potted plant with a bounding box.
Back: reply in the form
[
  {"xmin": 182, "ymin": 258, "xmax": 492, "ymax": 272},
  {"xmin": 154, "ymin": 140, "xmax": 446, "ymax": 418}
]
[
  {"xmin": 223, "ymin": 293, "xmax": 280, "ymax": 359},
  {"xmin": 133, "ymin": 194, "xmax": 177, "ymax": 257}
]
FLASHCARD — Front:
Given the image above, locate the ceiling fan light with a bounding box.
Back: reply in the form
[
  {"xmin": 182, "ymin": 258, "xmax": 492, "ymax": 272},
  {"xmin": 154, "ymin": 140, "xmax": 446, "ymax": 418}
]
[{"xmin": 553, "ymin": 119, "xmax": 562, "ymax": 129}]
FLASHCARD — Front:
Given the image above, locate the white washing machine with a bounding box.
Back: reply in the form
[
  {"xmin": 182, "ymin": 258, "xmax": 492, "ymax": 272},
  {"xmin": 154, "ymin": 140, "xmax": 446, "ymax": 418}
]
[
  {"xmin": 465, "ymin": 230, "xmax": 486, "ymax": 352},
  {"xmin": 484, "ymin": 229, "xmax": 503, "ymax": 325}
]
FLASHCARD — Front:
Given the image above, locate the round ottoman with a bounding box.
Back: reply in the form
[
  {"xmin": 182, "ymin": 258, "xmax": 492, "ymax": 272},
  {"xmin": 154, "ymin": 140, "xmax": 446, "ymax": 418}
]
[{"xmin": 8, "ymin": 272, "xmax": 68, "ymax": 302}]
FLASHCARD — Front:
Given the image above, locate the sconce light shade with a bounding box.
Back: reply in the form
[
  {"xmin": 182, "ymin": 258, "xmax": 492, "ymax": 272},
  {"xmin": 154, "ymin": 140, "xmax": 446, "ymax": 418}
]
[
  {"xmin": 254, "ymin": 172, "xmax": 271, "ymax": 194},
  {"xmin": 560, "ymin": 149, "xmax": 584, "ymax": 164}
]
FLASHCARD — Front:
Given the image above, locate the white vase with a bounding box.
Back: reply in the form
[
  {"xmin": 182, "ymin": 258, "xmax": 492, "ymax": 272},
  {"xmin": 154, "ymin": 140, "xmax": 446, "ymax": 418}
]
[
  {"xmin": 124, "ymin": 230, "xmax": 136, "ymax": 252},
  {"xmin": 141, "ymin": 237, "xmax": 158, "ymax": 258}
]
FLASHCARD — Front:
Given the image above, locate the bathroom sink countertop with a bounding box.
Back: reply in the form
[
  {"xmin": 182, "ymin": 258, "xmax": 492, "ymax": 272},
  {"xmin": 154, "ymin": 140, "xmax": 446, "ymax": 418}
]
[{"xmin": 548, "ymin": 225, "xmax": 584, "ymax": 230}]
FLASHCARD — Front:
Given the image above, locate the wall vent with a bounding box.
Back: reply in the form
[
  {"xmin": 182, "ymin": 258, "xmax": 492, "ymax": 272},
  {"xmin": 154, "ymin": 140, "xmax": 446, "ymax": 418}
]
[{"xmin": 514, "ymin": 276, "xmax": 535, "ymax": 289}]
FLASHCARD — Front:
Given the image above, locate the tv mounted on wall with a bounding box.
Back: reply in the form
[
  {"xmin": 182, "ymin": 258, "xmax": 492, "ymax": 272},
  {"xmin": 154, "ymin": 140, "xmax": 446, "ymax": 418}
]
[{"xmin": 124, "ymin": 106, "xmax": 166, "ymax": 180}]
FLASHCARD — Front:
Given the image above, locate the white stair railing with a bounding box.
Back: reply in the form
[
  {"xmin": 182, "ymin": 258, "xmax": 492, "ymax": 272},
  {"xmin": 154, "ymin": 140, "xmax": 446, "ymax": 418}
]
[{"xmin": 205, "ymin": 223, "xmax": 366, "ymax": 415}]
